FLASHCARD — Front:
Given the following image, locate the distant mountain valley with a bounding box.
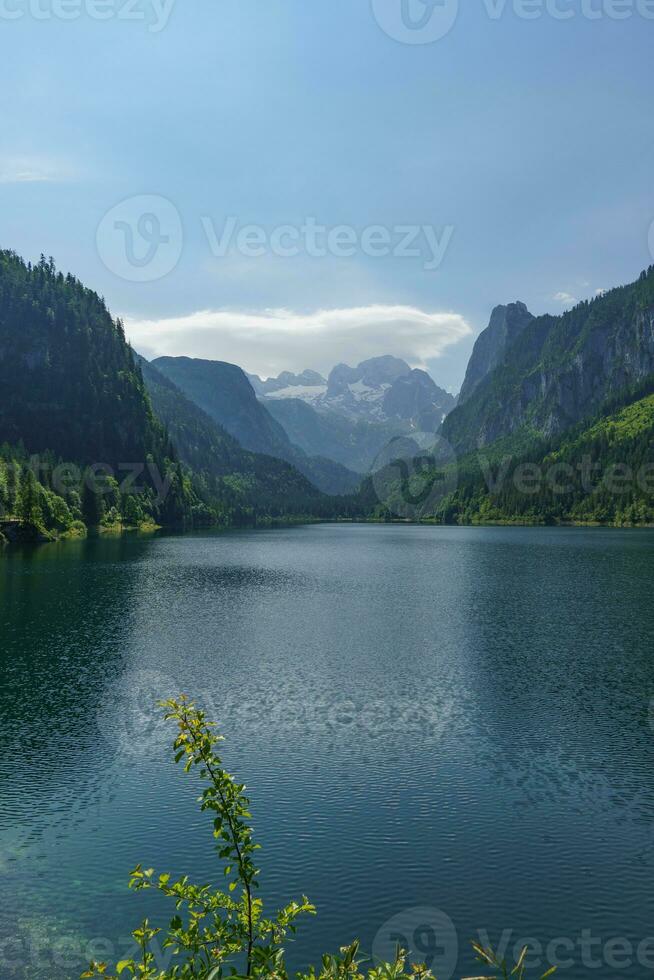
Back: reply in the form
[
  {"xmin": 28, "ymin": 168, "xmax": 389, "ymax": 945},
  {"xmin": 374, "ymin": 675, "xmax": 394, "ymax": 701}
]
[
  {"xmin": 2, "ymin": 247, "xmax": 653, "ymax": 540},
  {"xmin": 247, "ymin": 355, "xmax": 457, "ymax": 472}
]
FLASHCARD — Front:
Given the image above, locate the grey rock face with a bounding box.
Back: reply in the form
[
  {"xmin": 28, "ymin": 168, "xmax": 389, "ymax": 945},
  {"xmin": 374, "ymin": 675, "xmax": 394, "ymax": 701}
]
[
  {"xmin": 382, "ymin": 369, "xmax": 456, "ymax": 429},
  {"xmin": 443, "ymin": 269, "xmax": 654, "ymax": 454},
  {"xmin": 249, "ymin": 369, "xmax": 327, "ymax": 396},
  {"xmin": 252, "ymin": 355, "xmax": 456, "ymax": 472},
  {"xmin": 458, "ymin": 302, "xmax": 534, "ymax": 403}
]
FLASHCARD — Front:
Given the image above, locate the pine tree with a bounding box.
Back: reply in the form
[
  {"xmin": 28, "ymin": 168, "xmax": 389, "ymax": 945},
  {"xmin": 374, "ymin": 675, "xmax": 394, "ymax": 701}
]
[
  {"xmin": 81, "ymin": 480, "xmax": 105, "ymax": 528},
  {"xmin": 5, "ymin": 461, "xmax": 21, "ymax": 517},
  {"xmin": 19, "ymin": 469, "xmax": 42, "ymax": 526}
]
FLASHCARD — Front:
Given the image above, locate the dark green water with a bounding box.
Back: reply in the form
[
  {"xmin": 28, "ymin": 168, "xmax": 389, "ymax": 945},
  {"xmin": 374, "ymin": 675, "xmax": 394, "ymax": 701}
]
[{"xmin": 2, "ymin": 524, "xmax": 654, "ymax": 979}]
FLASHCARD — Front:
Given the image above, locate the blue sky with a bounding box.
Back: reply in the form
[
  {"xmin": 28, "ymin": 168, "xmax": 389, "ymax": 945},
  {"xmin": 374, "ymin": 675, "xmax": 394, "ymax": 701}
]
[{"xmin": 1, "ymin": 0, "xmax": 653, "ymax": 389}]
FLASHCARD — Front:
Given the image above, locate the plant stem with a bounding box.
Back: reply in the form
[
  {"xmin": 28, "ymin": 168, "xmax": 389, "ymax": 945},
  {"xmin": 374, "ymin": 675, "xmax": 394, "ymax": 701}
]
[{"xmin": 183, "ymin": 709, "xmax": 255, "ymax": 976}]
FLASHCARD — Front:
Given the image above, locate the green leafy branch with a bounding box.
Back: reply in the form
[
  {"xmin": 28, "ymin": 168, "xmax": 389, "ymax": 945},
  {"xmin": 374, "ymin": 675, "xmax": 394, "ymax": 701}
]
[{"xmin": 82, "ymin": 696, "xmax": 555, "ymax": 980}]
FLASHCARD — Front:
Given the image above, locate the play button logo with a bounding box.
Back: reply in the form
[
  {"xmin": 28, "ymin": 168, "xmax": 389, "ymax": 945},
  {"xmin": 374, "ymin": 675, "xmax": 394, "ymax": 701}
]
[{"xmin": 371, "ymin": 0, "xmax": 459, "ymax": 43}]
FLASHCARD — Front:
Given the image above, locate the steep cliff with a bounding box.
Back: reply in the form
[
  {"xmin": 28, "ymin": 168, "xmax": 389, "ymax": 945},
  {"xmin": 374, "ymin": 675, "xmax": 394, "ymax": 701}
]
[
  {"xmin": 458, "ymin": 302, "xmax": 534, "ymax": 403},
  {"xmin": 443, "ymin": 268, "xmax": 654, "ymax": 454}
]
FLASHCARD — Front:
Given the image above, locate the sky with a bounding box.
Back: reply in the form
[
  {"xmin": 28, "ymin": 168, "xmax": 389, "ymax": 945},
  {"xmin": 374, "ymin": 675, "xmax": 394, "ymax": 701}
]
[{"xmin": 1, "ymin": 0, "xmax": 653, "ymax": 391}]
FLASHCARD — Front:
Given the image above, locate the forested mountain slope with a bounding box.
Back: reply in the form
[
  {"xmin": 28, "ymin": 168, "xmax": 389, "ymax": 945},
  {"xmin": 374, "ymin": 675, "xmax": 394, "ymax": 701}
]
[
  {"xmin": 152, "ymin": 356, "xmax": 360, "ymax": 494},
  {"xmin": 0, "ymin": 250, "xmax": 197, "ymax": 537},
  {"xmin": 433, "ymin": 379, "xmax": 654, "ymax": 526},
  {"xmin": 358, "ymin": 373, "xmax": 654, "ymax": 527},
  {"xmin": 0, "ymin": 250, "xmax": 170, "ymax": 470},
  {"xmin": 0, "ymin": 250, "xmax": 350, "ymax": 542},
  {"xmin": 139, "ymin": 357, "xmax": 328, "ymax": 516},
  {"xmin": 443, "ymin": 267, "xmax": 654, "ymax": 453}
]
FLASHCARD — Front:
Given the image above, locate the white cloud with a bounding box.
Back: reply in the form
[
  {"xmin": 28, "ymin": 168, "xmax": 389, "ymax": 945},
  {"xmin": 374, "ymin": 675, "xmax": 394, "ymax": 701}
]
[
  {"xmin": 0, "ymin": 170, "xmax": 50, "ymax": 184},
  {"xmin": 553, "ymin": 291, "xmax": 577, "ymax": 305},
  {"xmin": 0, "ymin": 156, "xmax": 70, "ymax": 184},
  {"xmin": 125, "ymin": 304, "xmax": 472, "ymax": 379}
]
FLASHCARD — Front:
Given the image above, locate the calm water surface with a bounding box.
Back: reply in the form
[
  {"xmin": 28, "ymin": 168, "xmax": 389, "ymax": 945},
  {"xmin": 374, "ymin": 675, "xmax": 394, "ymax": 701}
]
[{"xmin": 1, "ymin": 524, "xmax": 654, "ymax": 979}]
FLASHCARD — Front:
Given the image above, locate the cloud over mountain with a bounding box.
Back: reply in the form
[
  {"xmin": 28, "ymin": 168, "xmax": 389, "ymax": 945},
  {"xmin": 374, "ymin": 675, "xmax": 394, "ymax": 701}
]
[{"xmin": 126, "ymin": 304, "xmax": 471, "ymax": 379}]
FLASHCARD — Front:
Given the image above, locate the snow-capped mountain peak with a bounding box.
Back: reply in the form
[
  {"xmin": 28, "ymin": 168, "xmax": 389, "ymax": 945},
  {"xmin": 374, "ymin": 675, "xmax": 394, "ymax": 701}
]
[{"xmin": 251, "ymin": 356, "xmax": 455, "ymax": 427}]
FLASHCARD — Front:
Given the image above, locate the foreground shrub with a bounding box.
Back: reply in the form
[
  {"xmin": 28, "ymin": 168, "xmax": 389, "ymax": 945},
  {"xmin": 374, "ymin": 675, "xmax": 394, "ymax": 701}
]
[{"xmin": 82, "ymin": 697, "xmax": 555, "ymax": 980}]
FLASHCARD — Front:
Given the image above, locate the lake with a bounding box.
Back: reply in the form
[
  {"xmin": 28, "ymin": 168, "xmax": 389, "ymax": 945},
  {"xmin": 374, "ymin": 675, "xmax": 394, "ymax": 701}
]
[{"xmin": 2, "ymin": 523, "xmax": 654, "ymax": 979}]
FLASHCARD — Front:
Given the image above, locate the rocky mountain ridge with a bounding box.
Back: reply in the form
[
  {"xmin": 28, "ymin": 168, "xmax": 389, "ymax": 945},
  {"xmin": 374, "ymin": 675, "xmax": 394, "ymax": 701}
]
[
  {"xmin": 443, "ymin": 267, "xmax": 654, "ymax": 454},
  {"xmin": 458, "ymin": 301, "xmax": 534, "ymax": 403},
  {"xmin": 152, "ymin": 356, "xmax": 360, "ymax": 495},
  {"xmin": 248, "ymin": 355, "xmax": 457, "ymax": 472},
  {"xmin": 251, "ymin": 354, "xmax": 456, "ymax": 427}
]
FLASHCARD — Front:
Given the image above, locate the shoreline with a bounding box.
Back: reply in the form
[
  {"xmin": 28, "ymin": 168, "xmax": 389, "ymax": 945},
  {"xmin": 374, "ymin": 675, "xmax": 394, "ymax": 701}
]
[{"xmin": 3, "ymin": 515, "xmax": 654, "ymax": 551}]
